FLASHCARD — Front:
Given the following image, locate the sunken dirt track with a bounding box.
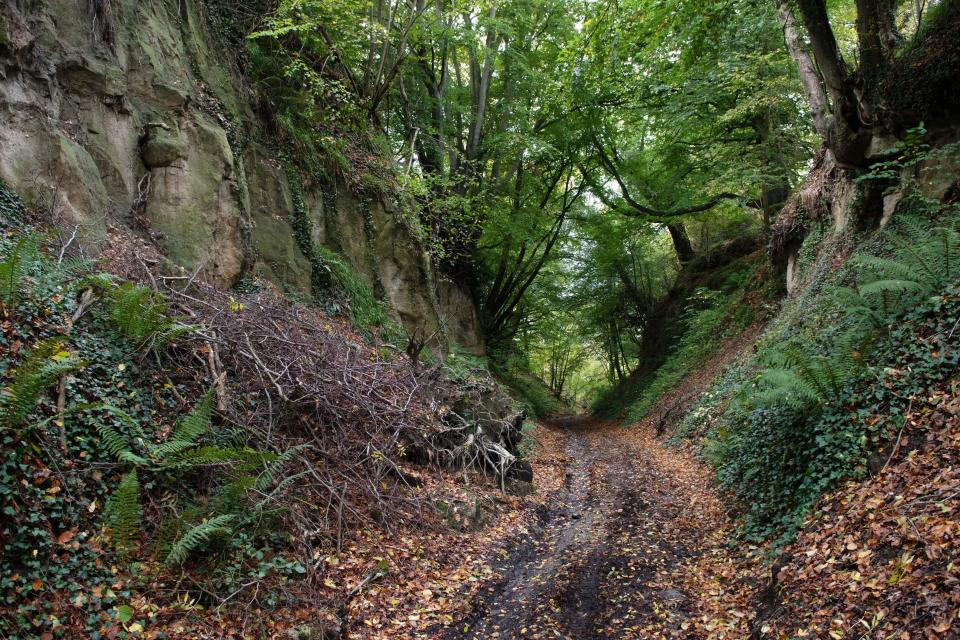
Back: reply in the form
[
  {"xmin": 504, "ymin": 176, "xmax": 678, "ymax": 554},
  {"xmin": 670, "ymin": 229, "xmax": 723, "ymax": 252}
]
[{"xmin": 446, "ymin": 416, "xmax": 728, "ymax": 640}]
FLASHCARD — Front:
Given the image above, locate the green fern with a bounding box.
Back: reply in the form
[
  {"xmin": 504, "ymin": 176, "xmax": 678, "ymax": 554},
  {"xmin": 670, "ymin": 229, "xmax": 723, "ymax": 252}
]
[
  {"xmin": 850, "ymin": 223, "xmax": 960, "ymax": 314},
  {"xmin": 164, "ymin": 445, "xmax": 266, "ymax": 469},
  {"xmin": 215, "ymin": 476, "xmax": 258, "ymax": 513},
  {"xmin": 253, "ymin": 443, "xmax": 308, "ymax": 494},
  {"xmin": 42, "ymin": 256, "xmax": 94, "ymax": 291},
  {"xmin": 756, "ymin": 340, "xmax": 862, "ymax": 410},
  {"xmin": 106, "ymin": 470, "xmax": 142, "ymax": 556},
  {"xmin": 106, "ymin": 282, "xmax": 198, "ymax": 350},
  {"xmin": 164, "ymin": 514, "xmax": 236, "ymax": 566},
  {"xmin": 92, "ymin": 391, "xmax": 298, "ymax": 567},
  {"xmin": 755, "ymin": 367, "xmax": 820, "ymax": 409},
  {"xmin": 758, "ymin": 220, "xmax": 960, "ymax": 414},
  {"xmin": 149, "ymin": 513, "xmax": 185, "ymax": 562},
  {"xmin": 0, "ymin": 235, "xmax": 40, "ymax": 306},
  {"xmin": 95, "ymin": 420, "xmax": 149, "ymax": 466},
  {"xmin": 150, "ymin": 391, "xmax": 214, "ymax": 459},
  {"xmin": 0, "ymin": 340, "xmax": 83, "ymax": 430}
]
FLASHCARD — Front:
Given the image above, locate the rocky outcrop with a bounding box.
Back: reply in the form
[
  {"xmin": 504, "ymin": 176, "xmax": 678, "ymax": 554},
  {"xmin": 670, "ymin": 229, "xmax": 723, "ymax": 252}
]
[{"xmin": 0, "ymin": 0, "xmax": 482, "ymax": 353}]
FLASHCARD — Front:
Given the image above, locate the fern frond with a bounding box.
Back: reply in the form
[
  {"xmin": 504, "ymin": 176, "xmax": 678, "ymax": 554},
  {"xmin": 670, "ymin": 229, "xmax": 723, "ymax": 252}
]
[
  {"xmin": 253, "ymin": 443, "xmax": 309, "ymax": 493},
  {"xmin": 164, "ymin": 514, "xmax": 236, "ymax": 566},
  {"xmin": 0, "ymin": 235, "xmax": 40, "ymax": 306},
  {"xmin": 44, "ymin": 256, "xmax": 94, "ymax": 288},
  {"xmin": 857, "ymin": 279, "xmax": 924, "ymax": 297},
  {"xmin": 251, "ymin": 470, "xmax": 309, "ymax": 515},
  {"xmin": 163, "ymin": 445, "xmax": 263, "ymax": 468},
  {"xmin": 106, "ymin": 470, "xmax": 142, "ymax": 556},
  {"xmin": 150, "ymin": 392, "xmax": 214, "ymax": 460},
  {"xmin": 171, "ymin": 391, "xmax": 214, "ymax": 443},
  {"xmin": 101, "ymin": 433, "xmax": 149, "ymax": 465},
  {"xmin": 151, "ymin": 322, "xmax": 200, "ymax": 349},
  {"xmin": 853, "ymin": 255, "xmax": 918, "ymax": 283},
  {"xmin": 757, "ymin": 367, "xmax": 821, "ymax": 408},
  {"xmin": 106, "ymin": 282, "xmax": 196, "ymax": 350},
  {"xmin": 216, "ymin": 476, "xmax": 257, "ymax": 511},
  {"xmin": 887, "ymin": 233, "xmax": 941, "ymax": 286},
  {"xmin": 0, "ymin": 340, "xmax": 83, "ymax": 429},
  {"xmin": 86, "ymin": 404, "xmax": 150, "ymax": 464}
]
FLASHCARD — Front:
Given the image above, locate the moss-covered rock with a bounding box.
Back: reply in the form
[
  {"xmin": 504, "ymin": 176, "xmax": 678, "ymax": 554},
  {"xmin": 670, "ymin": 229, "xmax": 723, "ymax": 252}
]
[{"xmin": 141, "ymin": 128, "xmax": 186, "ymax": 168}]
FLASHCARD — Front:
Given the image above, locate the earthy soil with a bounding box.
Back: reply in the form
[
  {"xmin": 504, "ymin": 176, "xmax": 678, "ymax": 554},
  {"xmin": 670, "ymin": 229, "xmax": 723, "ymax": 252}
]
[{"xmin": 445, "ymin": 416, "xmax": 727, "ymax": 639}]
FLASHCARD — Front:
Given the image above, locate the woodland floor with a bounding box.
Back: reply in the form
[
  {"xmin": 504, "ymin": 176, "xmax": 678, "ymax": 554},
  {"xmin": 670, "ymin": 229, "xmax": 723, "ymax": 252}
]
[{"xmin": 445, "ymin": 416, "xmax": 730, "ymax": 640}]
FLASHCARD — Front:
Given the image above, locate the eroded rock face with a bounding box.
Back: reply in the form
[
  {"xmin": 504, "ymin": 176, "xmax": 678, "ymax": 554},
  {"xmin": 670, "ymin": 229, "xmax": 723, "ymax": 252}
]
[{"xmin": 0, "ymin": 0, "xmax": 484, "ymax": 351}]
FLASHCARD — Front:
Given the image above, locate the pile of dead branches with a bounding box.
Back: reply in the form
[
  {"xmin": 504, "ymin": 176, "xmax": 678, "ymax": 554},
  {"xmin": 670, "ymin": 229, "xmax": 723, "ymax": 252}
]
[{"xmin": 99, "ymin": 228, "xmax": 524, "ymax": 560}]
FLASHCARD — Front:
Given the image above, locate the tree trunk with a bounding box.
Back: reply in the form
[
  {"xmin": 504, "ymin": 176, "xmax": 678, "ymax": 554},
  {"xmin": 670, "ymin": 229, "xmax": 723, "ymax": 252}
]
[
  {"xmin": 761, "ymin": 183, "xmax": 790, "ymax": 231},
  {"xmin": 776, "ymin": 0, "xmax": 831, "ymax": 141},
  {"xmin": 794, "ymin": 0, "xmax": 871, "ymax": 167},
  {"xmin": 667, "ymin": 223, "xmax": 695, "ymax": 262},
  {"xmin": 854, "ymin": 0, "xmax": 900, "ymax": 111}
]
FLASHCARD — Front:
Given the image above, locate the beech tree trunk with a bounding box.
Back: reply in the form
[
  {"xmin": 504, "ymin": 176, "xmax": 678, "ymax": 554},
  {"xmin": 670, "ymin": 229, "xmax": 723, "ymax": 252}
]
[
  {"xmin": 793, "ymin": 0, "xmax": 871, "ymax": 167},
  {"xmin": 776, "ymin": 0, "xmax": 831, "ymax": 141},
  {"xmin": 791, "ymin": 0, "xmax": 902, "ymax": 168},
  {"xmin": 667, "ymin": 224, "xmax": 695, "ymax": 262}
]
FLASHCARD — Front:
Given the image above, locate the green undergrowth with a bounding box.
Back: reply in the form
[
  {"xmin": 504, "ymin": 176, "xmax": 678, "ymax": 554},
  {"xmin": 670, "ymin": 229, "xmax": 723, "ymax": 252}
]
[
  {"xmin": 0, "ymin": 180, "xmax": 26, "ymax": 230},
  {"xmin": 591, "ymin": 253, "xmax": 768, "ymax": 420},
  {"xmin": 485, "ymin": 344, "xmax": 567, "ymax": 418},
  {"xmin": 494, "ymin": 365, "xmax": 568, "ymax": 419},
  {"xmin": 681, "ymin": 201, "xmax": 960, "ymax": 546},
  {"xmin": 0, "ymin": 214, "xmax": 304, "ymax": 637},
  {"xmin": 431, "ymin": 345, "xmax": 564, "ymax": 418}
]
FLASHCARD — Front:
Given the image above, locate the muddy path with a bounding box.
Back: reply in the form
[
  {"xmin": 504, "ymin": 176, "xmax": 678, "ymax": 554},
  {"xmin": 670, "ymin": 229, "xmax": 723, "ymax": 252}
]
[{"xmin": 447, "ymin": 416, "xmax": 723, "ymax": 639}]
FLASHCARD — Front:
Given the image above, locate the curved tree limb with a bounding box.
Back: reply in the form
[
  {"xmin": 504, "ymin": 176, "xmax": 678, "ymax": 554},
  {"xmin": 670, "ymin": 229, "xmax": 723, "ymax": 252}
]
[{"xmin": 593, "ymin": 137, "xmax": 744, "ymax": 218}]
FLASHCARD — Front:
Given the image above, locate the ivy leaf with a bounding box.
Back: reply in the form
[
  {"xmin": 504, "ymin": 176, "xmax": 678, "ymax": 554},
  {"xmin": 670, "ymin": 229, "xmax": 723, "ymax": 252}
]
[{"xmin": 115, "ymin": 604, "xmax": 134, "ymax": 623}]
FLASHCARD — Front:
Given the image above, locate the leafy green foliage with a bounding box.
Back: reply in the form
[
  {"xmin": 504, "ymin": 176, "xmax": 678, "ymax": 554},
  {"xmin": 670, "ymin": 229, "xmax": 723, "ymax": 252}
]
[
  {"xmin": 707, "ymin": 291, "xmax": 960, "ymax": 545},
  {"xmin": 97, "ymin": 391, "xmax": 281, "ymax": 564},
  {"xmin": 493, "ymin": 363, "xmax": 567, "ymax": 418},
  {"xmin": 105, "ymin": 282, "xmax": 198, "ymax": 349},
  {"xmin": 0, "ymin": 234, "xmax": 40, "ymax": 307},
  {"xmin": 754, "ymin": 218, "xmax": 960, "ymax": 414},
  {"xmin": 313, "ymin": 245, "xmax": 390, "ymax": 332},
  {"xmin": 282, "ymin": 159, "xmax": 396, "ymax": 335},
  {"xmin": 0, "ymin": 339, "xmax": 83, "ymax": 430},
  {"xmin": 591, "ymin": 255, "xmax": 763, "ymax": 419},
  {"xmin": 164, "ymin": 514, "xmax": 237, "ymax": 566},
  {"xmin": 0, "ymin": 225, "xmax": 304, "ymax": 636},
  {"xmin": 691, "ymin": 209, "xmax": 960, "ymax": 545},
  {"xmin": 151, "ymin": 392, "xmax": 215, "ymax": 459},
  {"xmin": 106, "ymin": 470, "xmax": 142, "ymax": 556},
  {"xmin": 0, "ymin": 180, "xmax": 27, "ymax": 229}
]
